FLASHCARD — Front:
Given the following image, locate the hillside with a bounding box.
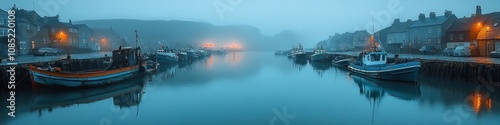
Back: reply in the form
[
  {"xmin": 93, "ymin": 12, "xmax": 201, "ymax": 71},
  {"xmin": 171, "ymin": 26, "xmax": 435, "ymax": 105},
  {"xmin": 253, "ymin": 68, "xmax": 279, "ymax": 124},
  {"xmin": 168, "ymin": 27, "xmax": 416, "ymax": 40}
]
[{"xmin": 74, "ymin": 19, "xmax": 301, "ymax": 51}]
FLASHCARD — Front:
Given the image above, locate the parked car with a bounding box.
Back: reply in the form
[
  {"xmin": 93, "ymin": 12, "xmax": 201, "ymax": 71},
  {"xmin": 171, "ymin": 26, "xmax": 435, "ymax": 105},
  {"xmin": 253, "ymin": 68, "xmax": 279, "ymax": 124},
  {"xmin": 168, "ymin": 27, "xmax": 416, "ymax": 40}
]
[
  {"xmin": 33, "ymin": 47, "xmax": 62, "ymax": 56},
  {"xmin": 491, "ymin": 48, "xmax": 500, "ymax": 58},
  {"xmin": 419, "ymin": 46, "xmax": 437, "ymax": 55},
  {"xmin": 442, "ymin": 48, "xmax": 455, "ymax": 56},
  {"xmin": 454, "ymin": 46, "xmax": 472, "ymax": 57}
]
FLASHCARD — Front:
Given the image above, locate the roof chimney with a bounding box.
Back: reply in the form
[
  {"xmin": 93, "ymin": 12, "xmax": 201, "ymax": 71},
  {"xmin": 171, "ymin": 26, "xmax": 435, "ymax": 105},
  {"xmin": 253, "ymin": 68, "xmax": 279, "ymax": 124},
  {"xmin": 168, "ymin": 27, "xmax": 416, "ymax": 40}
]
[
  {"xmin": 476, "ymin": 5, "xmax": 482, "ymax": 16},
  {"xmin": 69, "ymin": 19, "xmax": 72, "ymax": 24},
  {"xmin": 430, "ymin": 12, "xmax": 436, "ymax": 18},
  {"xmin": 418, "ymin": 13, "xmax": 426, "ymax": 20},
  {"xmin": 444, "ymin": 10, "xmax": 453, "ymax": 18}
]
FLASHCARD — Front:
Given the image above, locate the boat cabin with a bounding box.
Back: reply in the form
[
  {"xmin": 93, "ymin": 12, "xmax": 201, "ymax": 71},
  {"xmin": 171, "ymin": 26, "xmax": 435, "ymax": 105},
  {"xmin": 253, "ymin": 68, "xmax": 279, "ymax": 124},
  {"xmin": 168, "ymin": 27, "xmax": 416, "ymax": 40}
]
[
  {"xmin": 109, "ymin": 47, "xmax": 141, "ymax": 70},
  {"xmin": 314, "ymin": 50, "xmax": 326, "ymax": 54},
  {"xmin": 362, "ymin": 52, "xmax": 387, "ymax": 66}
]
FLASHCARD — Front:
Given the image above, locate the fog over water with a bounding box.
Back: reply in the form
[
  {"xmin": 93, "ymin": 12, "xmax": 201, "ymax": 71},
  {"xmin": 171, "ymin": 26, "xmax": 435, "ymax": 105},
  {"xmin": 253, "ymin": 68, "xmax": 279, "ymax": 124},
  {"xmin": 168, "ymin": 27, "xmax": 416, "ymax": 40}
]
[{"xmin": 3, "ymin": 0, "xmax": 500, "ymax": 48}]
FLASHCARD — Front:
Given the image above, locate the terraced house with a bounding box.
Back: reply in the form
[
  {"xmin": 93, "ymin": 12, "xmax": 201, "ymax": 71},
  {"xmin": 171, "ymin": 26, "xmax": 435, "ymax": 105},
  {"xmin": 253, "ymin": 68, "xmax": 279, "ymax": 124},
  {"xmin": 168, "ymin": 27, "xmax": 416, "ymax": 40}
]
[
  {"xmin": 14, "ymin": 7, "xmax": 50, "ymax": 55},
  {"xmin": 408, "ymin": 11, "xmax": 457, "ymax": 51},
  {"xmin": 0, "ymin": 9, "xmax": 9, "ymax": 57}
]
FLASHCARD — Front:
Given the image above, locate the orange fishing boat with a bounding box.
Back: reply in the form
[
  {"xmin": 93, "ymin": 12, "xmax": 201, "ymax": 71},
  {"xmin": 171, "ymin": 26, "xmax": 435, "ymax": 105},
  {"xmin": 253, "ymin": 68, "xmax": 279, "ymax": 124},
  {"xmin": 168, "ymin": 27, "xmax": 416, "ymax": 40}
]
[{"xmin": 29, "ymin": 47, "xmax": 143, "ymax": 87}]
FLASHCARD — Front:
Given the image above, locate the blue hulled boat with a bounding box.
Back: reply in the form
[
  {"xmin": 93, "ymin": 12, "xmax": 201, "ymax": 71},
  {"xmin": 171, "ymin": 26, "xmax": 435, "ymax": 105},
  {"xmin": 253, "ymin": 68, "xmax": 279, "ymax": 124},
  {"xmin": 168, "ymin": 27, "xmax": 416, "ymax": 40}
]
[{"xmin": 348, "ymin": 47, "xmax": 421, "ymax": 82}]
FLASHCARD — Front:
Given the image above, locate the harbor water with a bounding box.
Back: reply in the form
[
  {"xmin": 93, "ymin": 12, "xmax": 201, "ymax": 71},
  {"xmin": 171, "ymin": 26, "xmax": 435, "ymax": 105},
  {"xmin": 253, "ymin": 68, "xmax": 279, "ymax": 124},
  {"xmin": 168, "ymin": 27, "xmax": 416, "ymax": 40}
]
[{"xmin": 2, "ymin": 52, "xmax": 499, "ymax": 125}]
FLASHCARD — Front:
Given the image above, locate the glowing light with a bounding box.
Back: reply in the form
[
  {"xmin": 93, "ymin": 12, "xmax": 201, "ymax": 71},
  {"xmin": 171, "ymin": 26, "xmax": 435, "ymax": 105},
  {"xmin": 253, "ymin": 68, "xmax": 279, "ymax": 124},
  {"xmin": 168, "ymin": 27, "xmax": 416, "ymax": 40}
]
[
  {"xmin": 204, "ymin": 43, "xmax": 215, "ymax": 48},
  {"xmin": 477, "ymin": 23, "xmax": 482, "ymax": 26},
  {"xmin": 486, "ymin": 99, "xmax": 492, "ymax": 111}
]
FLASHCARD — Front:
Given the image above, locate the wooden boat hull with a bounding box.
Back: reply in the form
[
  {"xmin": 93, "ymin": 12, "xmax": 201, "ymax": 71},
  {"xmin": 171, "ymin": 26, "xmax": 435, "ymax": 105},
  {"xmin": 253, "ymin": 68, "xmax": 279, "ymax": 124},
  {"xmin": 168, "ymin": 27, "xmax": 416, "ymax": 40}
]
[
  {"xmin": 30, "ymin": 66, "xmax": 140, "ymax": 87},
  {"xmin": 348, "ymin": 61, "xmax": 421, "ymax": 82}
]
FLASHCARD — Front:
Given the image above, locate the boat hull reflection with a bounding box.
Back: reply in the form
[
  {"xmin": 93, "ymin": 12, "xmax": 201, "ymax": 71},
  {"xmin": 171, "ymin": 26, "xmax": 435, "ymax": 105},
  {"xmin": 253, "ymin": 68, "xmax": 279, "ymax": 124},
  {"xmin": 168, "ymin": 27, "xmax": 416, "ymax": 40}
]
[
  {"xmin": 350, "ymin": 73, "xmax": 421, "ymax": 100},
  {"xmin": 30, "ymin": 75, "xmax": 146, "ymax": 111}
]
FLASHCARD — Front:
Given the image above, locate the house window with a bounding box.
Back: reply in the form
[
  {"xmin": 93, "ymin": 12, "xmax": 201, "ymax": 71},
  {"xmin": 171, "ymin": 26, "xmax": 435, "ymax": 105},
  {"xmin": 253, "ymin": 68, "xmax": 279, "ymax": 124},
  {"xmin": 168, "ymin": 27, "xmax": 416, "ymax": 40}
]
[
  {"xmin": 37, "ymin": 26, "xmax": 40, "ymax": 31},
  {"xmin": 31, "ymin": 41, "xmax": 35, "ymax": 49},
  {"xmin": 52, "ymin": 28, "xmax": 55, "ymax": 33},
  {"xmin": 0, "ymin": 28, "xmax": 7, "ymax": 36},
  {"xmin": 20, "ymin": 42, "xmax": 26, "ymax": 50},
  {"xmin": 83, "ymin": 39, "xmax": 86, "ymax": 44},
  {"xmin": 460, "ymin": 33, "xmax": 464, "ymax": 40},
  {"xmin": 27, "ymin": 25, "xmax": 30, "ymax": 30},
  {"xmin": 0, "ymin": 18, "xmax": 4, "ymax": 25},
  {"xmin": 428, "ymin": 27, "xmax": 432, "ymax": 34},
  {"xmin": 450, "ymin": 34, "xmax": 454, "ymax": 40},
  {"xmin": 427, "ymin": 38, "xmax": 432, "ymax": 44},
  {"xmin": 437, "ymin": 38, "xmax": 441, "ymax": 44},
  {"xmin": 437, "ymin": 26, "xmax": 441, "ymax": 32}
]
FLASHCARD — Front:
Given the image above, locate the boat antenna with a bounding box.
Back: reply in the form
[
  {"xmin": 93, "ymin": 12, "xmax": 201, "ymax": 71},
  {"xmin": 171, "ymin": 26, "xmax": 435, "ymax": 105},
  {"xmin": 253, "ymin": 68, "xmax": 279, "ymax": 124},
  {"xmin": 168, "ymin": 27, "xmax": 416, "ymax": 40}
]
[{"xmin": 135, "ymin": 30, "xmax": 139, "ymax": 49}]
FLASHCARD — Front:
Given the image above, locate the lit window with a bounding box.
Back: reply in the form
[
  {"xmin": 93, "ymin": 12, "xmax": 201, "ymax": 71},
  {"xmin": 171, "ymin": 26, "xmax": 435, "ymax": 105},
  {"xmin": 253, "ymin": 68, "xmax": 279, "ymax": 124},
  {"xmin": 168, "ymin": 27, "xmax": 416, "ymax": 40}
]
[{"xmin": 32, "ymin": 41, "xmax": 35, "ymax": 49}]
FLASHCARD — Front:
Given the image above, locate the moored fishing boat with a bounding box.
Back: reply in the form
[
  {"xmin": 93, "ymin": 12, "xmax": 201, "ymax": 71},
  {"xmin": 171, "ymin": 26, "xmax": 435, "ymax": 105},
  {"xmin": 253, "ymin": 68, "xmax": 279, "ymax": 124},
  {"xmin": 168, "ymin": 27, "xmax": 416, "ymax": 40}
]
[
  {"xmin": 29, "ymin": 31, "xmax": 145, "ymax": 87},
  {"xmin": 186, "ymin": 48, "xmax": 198, "ymax": 59},
  {"xmin": 30, "ymin": 47, "xmax": 142, "ymax": 87},
  {"xmin": 311, "ymin": 49, "xmax": 331, "ymax": 62},
  {"xmin": 348, "ymin": 46, "xmax": 421, "ymax": 82},
  {"xmin": 155, "ymin": 49, "xmax": 179, "ymax": 63},
  {"xmin": 332, "ymin": 56, "xmax": 355, "ymax": 67},
  {"xmin": 292, "ymin": 43, "xmax": 308, "ymax": 61}
]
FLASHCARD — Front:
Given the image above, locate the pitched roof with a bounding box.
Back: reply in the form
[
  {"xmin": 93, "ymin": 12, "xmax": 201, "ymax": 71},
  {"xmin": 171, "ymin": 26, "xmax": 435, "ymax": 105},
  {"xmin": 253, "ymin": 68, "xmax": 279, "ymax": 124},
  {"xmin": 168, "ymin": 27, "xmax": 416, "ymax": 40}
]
[
  {"xmin": 15, "ymin": 9, "xmax": 45, "ymax": 25},
  {"xmin": 74, "ymin": 24, "xmax": 93, "ymax": 31},
  {"xmin": 477, "ymin": 12, "xmax": 500, "ymax": 39},
  {"xmin": 386, "ymin": 20, "xmax": 415, "ymax": 33},
  {"xmin": 62, "ymin": 22, "xmax": 76, "ymax": 28},
  {"xmin": 93, "ymin": 28, "xmax": 119, "ymax": 38},
  {"xmin": 447, "ymin": 15, "xmax": 489, "ymax": 32},
  {"xmin": 0, "ymin": 9, "xmax": 7, "ymax": 14},
  {"xmin": 410, "ymin": 15, "xmax": 454, "ymax": 27}
]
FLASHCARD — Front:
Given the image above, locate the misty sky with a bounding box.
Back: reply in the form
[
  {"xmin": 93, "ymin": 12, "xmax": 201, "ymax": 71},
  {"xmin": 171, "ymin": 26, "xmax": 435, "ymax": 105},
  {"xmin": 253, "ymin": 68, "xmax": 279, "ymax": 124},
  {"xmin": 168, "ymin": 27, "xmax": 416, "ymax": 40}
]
[{"xmin": 2, "ymin": 0, "xmax": 500, "ymax": 47}]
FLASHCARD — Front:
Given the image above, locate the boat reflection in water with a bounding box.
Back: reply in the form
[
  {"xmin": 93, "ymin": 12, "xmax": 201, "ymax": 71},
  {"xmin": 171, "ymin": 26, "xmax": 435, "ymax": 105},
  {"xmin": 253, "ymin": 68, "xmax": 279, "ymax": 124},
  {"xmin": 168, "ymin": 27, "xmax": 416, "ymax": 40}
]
[
  {"xmin": 292, "ymin": 59, "xmax": 307, "ymax": 71},
  {"xmin": 30, "ymin": 75, "xmax": 146, "ymax": 115},
  {"xmin": 350, "ymin": 73, "xmax": 421, "ymax": 124},
  {"xmin": 310, "ymin": 62, "xmax": 331, "ymax": 77},
  {"xmin": 350, "ymin": 73, "xmax": 421, "ymax": 100}
]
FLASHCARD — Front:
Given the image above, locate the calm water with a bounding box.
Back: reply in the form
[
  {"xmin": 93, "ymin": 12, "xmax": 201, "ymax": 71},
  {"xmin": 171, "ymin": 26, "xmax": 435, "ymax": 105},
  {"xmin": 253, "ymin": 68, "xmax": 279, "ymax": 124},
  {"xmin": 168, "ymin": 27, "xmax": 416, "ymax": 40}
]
[{"xmin": 2, "ymin": 52, "xmax": 499, "ymax": 125}]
